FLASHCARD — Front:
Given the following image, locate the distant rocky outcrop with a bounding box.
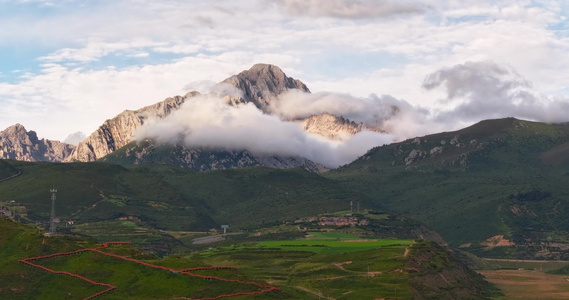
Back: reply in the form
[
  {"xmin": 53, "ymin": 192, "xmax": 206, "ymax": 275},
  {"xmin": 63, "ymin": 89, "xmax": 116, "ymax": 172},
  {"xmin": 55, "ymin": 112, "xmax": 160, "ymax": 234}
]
[
  {"xmin": 301, "ymin": 113, "xmax": 380, "ymax": 141},
  {"xmin": 65, "ymin": 91, "xmax": 200, "ymax": 162},
  {"xmin": 0, "ymin": 124, "xmax": 74, "ymax": 162},
  {"xmin": 253, "ymin": 154, "xmax": 328, "ymax": 173}
]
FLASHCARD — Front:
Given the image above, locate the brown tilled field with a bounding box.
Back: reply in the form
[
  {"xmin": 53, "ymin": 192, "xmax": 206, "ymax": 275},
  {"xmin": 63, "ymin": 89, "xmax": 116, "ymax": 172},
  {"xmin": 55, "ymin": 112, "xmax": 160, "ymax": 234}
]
[{"xmin": 479, "ymin": 270, "xmax": 569, "ymax": 299}]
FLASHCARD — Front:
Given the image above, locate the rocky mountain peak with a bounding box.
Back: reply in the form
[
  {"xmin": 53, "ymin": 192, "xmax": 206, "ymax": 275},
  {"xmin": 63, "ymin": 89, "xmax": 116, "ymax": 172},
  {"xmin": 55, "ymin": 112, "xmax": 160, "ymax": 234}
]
[
  {"xmin": 0, "ymin": 124, "xmax": 74, "ymax": 162},
  {"xmin": 221, "ymin": 63, "xmax": 310, "ymax": 111},
  {"xmin": 4, "ymin": 123, "xmax": 28, "ymax": 136},
  {"xmin": 64, "ymin": 64, "xmax": 377, "ymax": 164}
]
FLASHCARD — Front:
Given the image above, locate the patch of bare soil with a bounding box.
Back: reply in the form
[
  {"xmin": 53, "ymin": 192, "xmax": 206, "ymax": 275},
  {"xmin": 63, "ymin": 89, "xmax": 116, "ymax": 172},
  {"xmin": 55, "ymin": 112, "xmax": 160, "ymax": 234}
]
[
  {"xmin": 481, "ymin": 235, "xmax": 515, "ymax": 249},
  {"xmin": 367, "ymin": 271, "xmax": 382, "ymax": 277},
  {"xmin": 479, "ymin": 270, "xmax": 569, "ymax": 299},
  {"xmin": 332, "ymin": 261, "xmax": 352, "ymax": 272}
]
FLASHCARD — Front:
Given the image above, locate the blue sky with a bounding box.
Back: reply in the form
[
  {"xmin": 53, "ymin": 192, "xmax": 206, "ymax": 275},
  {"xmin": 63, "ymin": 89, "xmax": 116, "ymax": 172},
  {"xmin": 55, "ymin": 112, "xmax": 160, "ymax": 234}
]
[{"xmin": 1, "ymin": 0, "xmax": 569, "ymax": 142}]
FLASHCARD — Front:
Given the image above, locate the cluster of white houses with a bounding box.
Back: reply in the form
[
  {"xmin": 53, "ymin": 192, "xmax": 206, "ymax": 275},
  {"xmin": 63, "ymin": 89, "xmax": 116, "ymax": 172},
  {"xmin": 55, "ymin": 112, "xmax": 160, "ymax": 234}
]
[{"xmin": 294, "ymin": 216, "xmax": 369, "ymax": 227}]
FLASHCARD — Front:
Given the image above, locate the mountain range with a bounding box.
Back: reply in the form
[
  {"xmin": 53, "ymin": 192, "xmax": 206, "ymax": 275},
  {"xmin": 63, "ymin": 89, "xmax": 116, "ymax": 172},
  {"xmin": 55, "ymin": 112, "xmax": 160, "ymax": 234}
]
[{"xmin": 0, "ymin": 64, "xmax": 377, "ymax": 172}]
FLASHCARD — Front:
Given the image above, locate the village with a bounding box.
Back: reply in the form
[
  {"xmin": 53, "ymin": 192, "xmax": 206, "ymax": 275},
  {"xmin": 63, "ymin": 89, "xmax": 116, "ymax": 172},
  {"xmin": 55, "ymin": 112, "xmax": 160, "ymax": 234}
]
[{"xmin": 294, "ymin": 215, "xmax": 369, "ymax": 227}]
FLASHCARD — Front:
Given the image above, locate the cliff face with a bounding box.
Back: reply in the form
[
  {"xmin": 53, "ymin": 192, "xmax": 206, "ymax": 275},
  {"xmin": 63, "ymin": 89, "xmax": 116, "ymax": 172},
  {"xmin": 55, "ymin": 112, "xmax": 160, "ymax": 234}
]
[
  {"xmin": 0, "ymin": 124, "xmax": 74, "ymax": 162},
  {"xmin": 65, "ymin": 92, "xmax": 200, "ymax": 162}
]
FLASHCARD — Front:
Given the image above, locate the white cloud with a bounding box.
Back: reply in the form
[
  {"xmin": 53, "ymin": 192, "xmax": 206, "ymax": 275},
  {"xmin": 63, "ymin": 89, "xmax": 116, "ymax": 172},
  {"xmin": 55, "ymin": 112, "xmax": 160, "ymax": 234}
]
[
  {"xmin": 269, "ymin": 90, "xmax": 410, "ymax": 127},
  {"xmin": 63, "ymin": 131, "xmax": 86, "ymax": 145},
  {"xmin": 39, "ymin": 39, "xmax": 163, "ymax": 63},
  {"xmin": 272, "ymin": 0, "xmax": 427, "ymax": 18},
  {"xmin": 424, "ymin": 61, "xmax": 569, "ymax": 124},
  {"xmin": 135, "ymin": 94, "xmax": 394, "ymax": 168}
]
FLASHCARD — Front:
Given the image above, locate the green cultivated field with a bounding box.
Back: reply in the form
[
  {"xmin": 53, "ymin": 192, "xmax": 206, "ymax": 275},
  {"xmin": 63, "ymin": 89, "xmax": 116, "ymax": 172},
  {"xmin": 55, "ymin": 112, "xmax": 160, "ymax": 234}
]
[
  {"xmin": 305, "ymin": 231, "xmax": 361, "ymax": 239},
  {"xmin": 254, "ymin": 238, "xmax": 412, "ymax": 254},
  {"xmin": 192, "ymin": 234, "xmax": 415, "ymax": 299}
]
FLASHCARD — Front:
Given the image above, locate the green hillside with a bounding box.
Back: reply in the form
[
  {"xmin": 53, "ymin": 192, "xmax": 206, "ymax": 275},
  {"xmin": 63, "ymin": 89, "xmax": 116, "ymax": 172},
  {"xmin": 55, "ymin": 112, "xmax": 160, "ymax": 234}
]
[
  {"xmin": 0, "ymin": 160, "xmax": 370, "ymax": 252},
  {"xmin": 327, "ymin": 118, "xmax": 569, "ymax": 259},
  {"xmin": 0, "ymin": 159, "xmax": 20, "ymax": 180},
  {"xmin": 0, "ymin": 218, "xmax": 498, "ymax": 299},
  {"xmin": 0, "ymin": 218, "xmax": 289, "ymax": 299},
  {"xmin": 0, "ymin": 218, "xmax": 103, "ymax": 299}
]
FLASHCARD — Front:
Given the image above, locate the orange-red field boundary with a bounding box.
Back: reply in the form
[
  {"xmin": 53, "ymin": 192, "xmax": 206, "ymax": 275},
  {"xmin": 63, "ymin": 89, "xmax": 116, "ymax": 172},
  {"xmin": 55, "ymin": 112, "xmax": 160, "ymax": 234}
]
[{"xmin": 19, "ymin": 242, "xmax": 278, "ymax": 300}]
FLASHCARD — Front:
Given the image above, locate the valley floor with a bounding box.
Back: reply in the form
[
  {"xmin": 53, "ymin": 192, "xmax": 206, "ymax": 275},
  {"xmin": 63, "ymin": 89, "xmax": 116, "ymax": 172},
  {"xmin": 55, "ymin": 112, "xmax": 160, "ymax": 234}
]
[{"xmin": 479, "ymin": 269, "xmax": 569, "ymax": 299}]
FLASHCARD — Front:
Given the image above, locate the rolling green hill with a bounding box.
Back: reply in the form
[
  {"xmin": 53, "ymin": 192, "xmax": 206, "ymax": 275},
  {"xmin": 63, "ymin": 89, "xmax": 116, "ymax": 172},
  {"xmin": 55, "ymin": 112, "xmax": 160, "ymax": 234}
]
[
  {"xmin": 327, "ymin": 118, "xmax": 569, "ymax": 259},
  {"xmin": 0, "ymin": 160, "xmax": 371, "ymax": 253},
  {"xmin": 0, "ymin": 159, "xmax": 20, "ymax": 180}
]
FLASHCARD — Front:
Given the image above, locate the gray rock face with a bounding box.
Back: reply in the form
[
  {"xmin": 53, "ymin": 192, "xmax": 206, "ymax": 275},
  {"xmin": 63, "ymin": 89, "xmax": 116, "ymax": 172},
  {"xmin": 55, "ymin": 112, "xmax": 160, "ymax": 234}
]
[
  {"xmin": 221, "ymin": 63, "xmax": 310, "ymax": 111},
  {"xmin": 100, "ymin": 140, "xmax": 328, "ymax": 173},
  {"xmin": 65, "ymin": 91, "xmax": 200, "ymax": 162},
  {"xmin": 253, "ymin": 154, "xmax": 328, "ymax": 173},
  {"xmin": 0, "ymin": 124, "xmax": 75, "ymax": 162}
]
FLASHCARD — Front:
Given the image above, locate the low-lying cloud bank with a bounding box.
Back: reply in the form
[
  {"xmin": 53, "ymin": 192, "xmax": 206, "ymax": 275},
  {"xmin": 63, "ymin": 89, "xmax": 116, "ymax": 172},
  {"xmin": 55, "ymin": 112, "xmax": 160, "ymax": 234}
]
[
  {"xmin": 135, "ymin": 95, "xmax": 395, "ymax": 168},
  {"xmin": 269, "ymin": 90, "xmax": 434, "ymax": 140},
  {"xmin": 135, "ymin": 61, "xmax": 569, "ymax": 168}
]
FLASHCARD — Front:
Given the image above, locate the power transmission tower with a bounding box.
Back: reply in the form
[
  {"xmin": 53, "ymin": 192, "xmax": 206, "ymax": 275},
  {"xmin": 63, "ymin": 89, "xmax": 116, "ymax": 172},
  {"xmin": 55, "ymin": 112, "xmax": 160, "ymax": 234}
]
[{"xmin": 49, "ymin": 188, "xmax": 57, "ymax": 235}]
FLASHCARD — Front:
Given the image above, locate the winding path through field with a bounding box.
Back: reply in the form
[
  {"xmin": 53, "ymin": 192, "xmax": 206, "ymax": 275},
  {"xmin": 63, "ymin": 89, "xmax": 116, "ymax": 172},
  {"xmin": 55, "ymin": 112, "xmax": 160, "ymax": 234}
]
[
  {"xmin": 296, "ymin": 286, "xmax": 336, "ymax": 300},
  {"xmin": 19, "ymin": 242, "xmax": 279, "ymax": 300}
]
